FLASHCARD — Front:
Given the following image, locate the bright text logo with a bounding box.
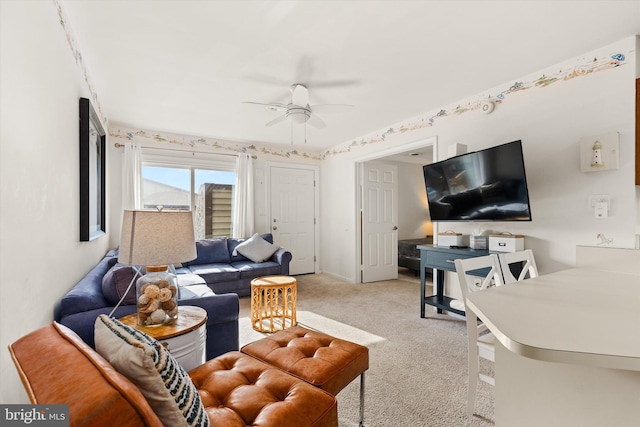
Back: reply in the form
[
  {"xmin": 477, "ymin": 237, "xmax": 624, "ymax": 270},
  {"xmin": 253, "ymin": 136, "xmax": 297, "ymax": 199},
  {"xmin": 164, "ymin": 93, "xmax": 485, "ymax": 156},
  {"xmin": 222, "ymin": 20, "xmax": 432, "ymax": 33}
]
[{"xmin": 0, "ymin": 405, "xmax": 68, "ymax": 426}]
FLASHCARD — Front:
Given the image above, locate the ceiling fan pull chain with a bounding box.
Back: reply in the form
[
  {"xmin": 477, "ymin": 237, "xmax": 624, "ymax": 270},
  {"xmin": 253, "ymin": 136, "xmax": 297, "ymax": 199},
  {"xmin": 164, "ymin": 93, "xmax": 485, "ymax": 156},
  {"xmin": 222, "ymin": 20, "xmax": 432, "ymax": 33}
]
[{"xmin": 305, "ymin": 123, "xmax": 307, "ymax": 144}]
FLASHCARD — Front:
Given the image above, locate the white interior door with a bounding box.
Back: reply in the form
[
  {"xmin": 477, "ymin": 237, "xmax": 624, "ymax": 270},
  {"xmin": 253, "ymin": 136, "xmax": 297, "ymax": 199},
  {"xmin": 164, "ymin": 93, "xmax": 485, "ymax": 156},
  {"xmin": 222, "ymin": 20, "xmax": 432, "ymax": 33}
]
[
  {"xmin": 270, "ymin": 166, "xmax": 316, "ymax": 275},
  {"xmin": 361, "ymin": 162, "xmax": 398, "ymax": 283}
]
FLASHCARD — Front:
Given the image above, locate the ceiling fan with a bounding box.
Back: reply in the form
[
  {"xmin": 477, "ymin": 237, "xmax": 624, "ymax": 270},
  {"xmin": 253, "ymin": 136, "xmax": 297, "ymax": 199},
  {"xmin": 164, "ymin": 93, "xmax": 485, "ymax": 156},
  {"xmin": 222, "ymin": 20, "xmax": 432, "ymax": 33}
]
[{"xmin": 243, "ymin": 83, "xmax": 352, "ymax": 130}]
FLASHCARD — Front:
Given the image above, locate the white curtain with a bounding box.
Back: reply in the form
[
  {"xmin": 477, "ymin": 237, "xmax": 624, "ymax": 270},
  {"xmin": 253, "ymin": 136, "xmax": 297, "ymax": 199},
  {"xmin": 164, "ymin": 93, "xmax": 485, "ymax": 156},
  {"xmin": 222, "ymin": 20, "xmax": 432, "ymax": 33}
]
[
  {"xmin": 122, "ymin": 142, "xmax": 142, "ymax": 210},
  {"xmin": 232, "ymin": 153, "xmax": 254, "ymax": 238}
]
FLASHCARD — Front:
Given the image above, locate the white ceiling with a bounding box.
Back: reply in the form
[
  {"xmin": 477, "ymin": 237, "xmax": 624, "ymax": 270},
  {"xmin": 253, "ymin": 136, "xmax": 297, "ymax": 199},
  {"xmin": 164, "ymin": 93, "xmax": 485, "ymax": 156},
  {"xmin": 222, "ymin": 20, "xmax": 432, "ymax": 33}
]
[{"xmin": 61, "ymin": 1, "xmax": 640, "ymax": 152}]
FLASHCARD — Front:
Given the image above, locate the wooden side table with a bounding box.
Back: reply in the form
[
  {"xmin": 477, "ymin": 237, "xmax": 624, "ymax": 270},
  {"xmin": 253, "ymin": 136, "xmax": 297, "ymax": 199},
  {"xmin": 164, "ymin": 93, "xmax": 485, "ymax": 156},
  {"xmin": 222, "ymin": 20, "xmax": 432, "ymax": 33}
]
[
  {"xmin": 119, "ymin": 305, "xmax": 207, "ymax": 371},
  {"xmin": 251, "ymin": 276, "xmax": 297, "ymax": 333}
]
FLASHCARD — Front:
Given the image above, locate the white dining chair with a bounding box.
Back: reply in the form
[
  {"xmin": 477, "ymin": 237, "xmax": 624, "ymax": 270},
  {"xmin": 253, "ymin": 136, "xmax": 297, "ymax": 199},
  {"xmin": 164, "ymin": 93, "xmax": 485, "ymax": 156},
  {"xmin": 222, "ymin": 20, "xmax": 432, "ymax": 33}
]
[
  {"xmin": 454, "ymin": 254, "xmax": 504, "ymax": 415},
  {"xmin": 498, "ymin": 249, "xmax": 539, "ymax": 284}
]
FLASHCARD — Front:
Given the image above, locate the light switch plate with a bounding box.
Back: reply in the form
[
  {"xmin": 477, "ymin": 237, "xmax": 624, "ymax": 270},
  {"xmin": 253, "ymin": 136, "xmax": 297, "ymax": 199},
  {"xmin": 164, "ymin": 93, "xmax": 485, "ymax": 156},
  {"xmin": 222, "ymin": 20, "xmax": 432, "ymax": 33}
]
[
  {"xmin": 588, "ymin": 195, "xmax": 609, "ymax": 209},
  {"xmin": 594, "ymin": 202, "xmax": 608, "ymax": 218}
]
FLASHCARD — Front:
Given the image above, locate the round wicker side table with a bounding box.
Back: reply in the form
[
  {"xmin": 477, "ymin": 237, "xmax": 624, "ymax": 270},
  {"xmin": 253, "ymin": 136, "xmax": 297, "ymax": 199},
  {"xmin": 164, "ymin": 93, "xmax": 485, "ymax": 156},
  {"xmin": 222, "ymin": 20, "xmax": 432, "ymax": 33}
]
[{"xmin": 250, "ymin": 275, "xmax": 297, "ymax": 333}]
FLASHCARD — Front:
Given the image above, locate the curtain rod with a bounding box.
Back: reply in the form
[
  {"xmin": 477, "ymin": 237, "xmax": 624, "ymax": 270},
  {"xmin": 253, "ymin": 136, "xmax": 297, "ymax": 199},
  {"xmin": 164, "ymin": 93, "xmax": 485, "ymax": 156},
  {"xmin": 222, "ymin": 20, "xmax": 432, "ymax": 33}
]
[{"xmin": 113, "ymin": 142, "xmax": 257, "ymax": 159}]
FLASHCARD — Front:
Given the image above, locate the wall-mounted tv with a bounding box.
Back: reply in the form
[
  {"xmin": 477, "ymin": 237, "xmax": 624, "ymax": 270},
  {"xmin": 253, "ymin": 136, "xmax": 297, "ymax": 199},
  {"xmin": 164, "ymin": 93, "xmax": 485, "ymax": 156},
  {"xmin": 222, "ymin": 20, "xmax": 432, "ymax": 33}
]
[{"xmin": 423, "ymin": 140, "xmax": 532, "ymax": 221}]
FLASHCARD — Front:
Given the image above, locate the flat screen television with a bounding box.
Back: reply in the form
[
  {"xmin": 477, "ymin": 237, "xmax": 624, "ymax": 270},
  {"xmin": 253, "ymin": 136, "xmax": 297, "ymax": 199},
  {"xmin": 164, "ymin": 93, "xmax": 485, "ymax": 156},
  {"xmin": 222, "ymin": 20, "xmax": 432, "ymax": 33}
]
[{"xmin": 423, "ymin": 140, "xmax": 532, "ymax": 221}]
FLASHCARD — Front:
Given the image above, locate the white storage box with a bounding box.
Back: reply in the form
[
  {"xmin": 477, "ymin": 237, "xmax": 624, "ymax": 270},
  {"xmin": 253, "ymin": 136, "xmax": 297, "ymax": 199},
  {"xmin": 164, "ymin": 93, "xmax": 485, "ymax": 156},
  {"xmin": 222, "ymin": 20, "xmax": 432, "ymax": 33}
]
[
  {"xmin": 437, "ymin": 233, "xmax": 469, "ymax": 247},
  {"xmin": 489, "ymin": 235, "xmax": 524, "ymax": 252}
]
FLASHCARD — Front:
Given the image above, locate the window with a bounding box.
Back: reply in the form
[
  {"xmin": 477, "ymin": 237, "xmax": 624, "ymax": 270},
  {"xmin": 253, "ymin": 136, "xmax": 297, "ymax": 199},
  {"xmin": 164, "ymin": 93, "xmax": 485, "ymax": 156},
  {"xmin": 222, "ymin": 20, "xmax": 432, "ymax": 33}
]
[{"xmin": 141, "ymin": 156, "xmax": 236, "ymax": 239}]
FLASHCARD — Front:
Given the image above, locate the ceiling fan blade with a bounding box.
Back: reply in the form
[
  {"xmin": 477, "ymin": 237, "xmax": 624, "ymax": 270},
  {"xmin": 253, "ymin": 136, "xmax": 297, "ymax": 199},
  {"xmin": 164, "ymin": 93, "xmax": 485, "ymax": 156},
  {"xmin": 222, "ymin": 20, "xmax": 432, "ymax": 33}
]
[
  {"xmin": 291, "ymin": 84, "xmax": 309, "ymax": 107},
  {"xmin": 242, "ymin": 101, "xmax": 287, "ymax": 112},
  {"xmin": 310, "ymin": 104, "xmax": 354, "ymax": 114},
  {"xmin": 265, "ymin": 115, "xmax": 288, "ymax": 127},
  {"xmin": 307, "ymin": 113, "xmax": 326, "ymax": 129},
  {"xmin": 292, "ymin": 56, "xmax": 360, "ymax": 88},
  {"xmin": 307, "ymin": 79, "xmax": 361, "ymax": 88}
]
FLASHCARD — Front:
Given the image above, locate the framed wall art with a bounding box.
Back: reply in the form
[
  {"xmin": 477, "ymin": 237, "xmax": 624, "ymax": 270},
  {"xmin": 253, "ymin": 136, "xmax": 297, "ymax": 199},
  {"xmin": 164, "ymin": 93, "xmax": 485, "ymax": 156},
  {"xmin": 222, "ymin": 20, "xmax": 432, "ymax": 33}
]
[
  {"xmin": 79, "ymin": 97, "xmax": 106, "ymax": 241},
  {"xmin": 579, "ymin": 132, "xmax": 620, "ymax": 173}
]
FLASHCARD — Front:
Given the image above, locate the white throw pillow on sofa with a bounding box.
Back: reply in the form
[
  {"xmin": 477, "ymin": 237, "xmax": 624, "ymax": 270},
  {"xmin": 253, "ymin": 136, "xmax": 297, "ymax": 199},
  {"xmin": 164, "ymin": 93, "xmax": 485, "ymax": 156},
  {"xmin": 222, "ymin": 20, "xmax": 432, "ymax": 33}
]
[{"xmin": 235, "ymin": 233, "xmax": 279, "ymax": 262}]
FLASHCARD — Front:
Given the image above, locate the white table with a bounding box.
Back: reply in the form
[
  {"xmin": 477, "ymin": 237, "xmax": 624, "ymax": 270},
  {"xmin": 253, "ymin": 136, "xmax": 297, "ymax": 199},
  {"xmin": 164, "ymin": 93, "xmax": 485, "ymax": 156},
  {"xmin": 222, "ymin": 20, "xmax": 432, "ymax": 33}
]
[{"xmin": 466, "ymin": 267, "xmax": 640, "ymax": 426}]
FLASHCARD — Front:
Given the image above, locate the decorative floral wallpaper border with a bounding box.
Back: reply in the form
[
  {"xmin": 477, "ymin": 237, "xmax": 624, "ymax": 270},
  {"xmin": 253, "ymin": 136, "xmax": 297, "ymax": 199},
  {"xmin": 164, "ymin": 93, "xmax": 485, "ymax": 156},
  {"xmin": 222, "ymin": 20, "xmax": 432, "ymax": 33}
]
[
  {"xmin": 109, "ymin": 127, "xmax": 323, "ymax": 161},
  {"xmin": 54, "ymin": 0, "xmax": 108, "ymax": 128},
  {"xmin": 320, "ymin": 50, "xmax": 628, "ymax": 159}
]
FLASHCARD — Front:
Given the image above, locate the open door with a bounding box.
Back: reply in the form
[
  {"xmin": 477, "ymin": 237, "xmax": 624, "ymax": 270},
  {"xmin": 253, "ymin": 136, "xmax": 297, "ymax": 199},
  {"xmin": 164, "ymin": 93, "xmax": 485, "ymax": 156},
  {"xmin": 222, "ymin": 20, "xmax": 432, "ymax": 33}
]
[{"xmin": 360, "ymin": 162, "xmax": 398, "ymax": 283}]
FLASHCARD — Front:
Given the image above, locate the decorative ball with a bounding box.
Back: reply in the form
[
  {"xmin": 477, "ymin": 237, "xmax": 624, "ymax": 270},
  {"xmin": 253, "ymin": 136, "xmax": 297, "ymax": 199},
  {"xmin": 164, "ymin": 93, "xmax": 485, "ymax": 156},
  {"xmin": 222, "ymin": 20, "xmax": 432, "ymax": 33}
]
[
  {"xmin": 169, "ymin": 285, "xmax": 178, "ymax": 297},
  {"xmin": 162, "ymin": 299, "xmax": 177, "ymax": 311},
  {"xmin": 156, "ymin": 279, "xmax": 170, "ymax": 289},
  {"xmin": 138, "ymin": 300, "xmax": 153, "ymax": 313},
  {"xmin": 149, "ymin": 309, "xmax": 166, "ymax": 324},
  {"xmin": 137, "ymin": 312, "xmax": 149, "ymax": 323},
  {"xmin": 157, "ymin": 288, "xmax": 173, "ymax": 303},
  {"xmin": 137, "ymin": 294, "xmax": 150, "ymax": 306},
  {"xmin": 144, "ymin": 284, "xmax": 160, "ymax": 299},
  {"xmin": 167, "ymin": 307, "xmax": 178, "ymax": 318}
]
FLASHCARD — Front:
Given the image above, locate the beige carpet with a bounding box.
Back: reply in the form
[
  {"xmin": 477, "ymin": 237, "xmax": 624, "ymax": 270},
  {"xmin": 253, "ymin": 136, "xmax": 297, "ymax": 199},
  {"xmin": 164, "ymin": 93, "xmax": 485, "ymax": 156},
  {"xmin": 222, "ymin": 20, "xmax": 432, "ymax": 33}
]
[{"xmin": 238, "ymin": 270, "xmax": 495, "ymax": 427}]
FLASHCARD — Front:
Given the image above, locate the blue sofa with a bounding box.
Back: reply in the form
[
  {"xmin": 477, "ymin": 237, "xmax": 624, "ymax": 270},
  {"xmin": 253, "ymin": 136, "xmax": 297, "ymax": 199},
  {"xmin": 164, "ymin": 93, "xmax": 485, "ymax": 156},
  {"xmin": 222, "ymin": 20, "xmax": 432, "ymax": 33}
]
[
  {"xmin": 177, "ymin": 233, "xmax": 292, "ymax": 297},
  {"xmin": 54, "ymin": 234, "xmax": 292, "ymax": 360}
]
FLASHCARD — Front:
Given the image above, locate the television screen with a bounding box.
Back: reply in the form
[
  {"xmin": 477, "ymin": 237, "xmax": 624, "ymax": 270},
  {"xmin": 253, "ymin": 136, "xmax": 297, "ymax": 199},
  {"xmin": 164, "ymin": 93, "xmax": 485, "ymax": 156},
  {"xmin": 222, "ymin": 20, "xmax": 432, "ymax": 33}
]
[{"xmin": 423, "ymin": 140, "xmax": 532, "ymax": 221}]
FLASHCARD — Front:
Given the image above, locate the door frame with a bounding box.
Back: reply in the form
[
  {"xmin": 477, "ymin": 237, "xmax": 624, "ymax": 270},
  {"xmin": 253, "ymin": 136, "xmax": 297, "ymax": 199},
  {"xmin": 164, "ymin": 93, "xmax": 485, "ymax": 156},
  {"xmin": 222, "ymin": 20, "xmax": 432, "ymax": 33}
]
[
  {"xmin": 354, "ymin": 136, "xmax": 438, "ymax": 283},
  {"xmin": 266, "ymin": 161, "xmax": 320, "ymax": 274}
]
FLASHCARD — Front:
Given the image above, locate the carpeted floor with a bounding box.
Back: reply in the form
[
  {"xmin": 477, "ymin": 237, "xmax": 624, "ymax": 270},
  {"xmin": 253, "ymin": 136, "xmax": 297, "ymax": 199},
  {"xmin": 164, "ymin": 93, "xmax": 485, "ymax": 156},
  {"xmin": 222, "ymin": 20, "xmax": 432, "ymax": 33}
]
[{"xmin": 238, "ymin": 270, "xmax": 495, "ymax": 427}]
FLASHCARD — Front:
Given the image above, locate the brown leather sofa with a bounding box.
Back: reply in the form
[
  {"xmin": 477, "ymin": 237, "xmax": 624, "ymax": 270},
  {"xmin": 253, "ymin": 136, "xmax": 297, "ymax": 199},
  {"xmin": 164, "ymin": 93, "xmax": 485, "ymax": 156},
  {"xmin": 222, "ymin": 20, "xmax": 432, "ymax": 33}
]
[{"xmin": 9, "ymin": 322, "xmax": 338, "ymax": 427}]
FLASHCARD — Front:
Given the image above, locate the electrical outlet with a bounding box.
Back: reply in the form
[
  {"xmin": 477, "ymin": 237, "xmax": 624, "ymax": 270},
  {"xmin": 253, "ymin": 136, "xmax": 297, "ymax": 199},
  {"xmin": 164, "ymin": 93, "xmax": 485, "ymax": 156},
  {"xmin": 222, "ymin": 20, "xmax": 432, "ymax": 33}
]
[{"xmin": 588, "ymin": 195, "xmax": 609, "ymax": 209}]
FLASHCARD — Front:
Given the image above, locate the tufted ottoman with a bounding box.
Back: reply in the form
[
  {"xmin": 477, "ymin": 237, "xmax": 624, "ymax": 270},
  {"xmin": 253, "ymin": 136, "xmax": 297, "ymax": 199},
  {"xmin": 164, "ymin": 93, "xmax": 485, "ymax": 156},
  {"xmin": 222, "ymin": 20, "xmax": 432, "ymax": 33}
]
[
  {"xmin": 189, "ymin": 351, "xmax": 338, "ymax": 427},
  {"xmin": 241, "ymin": 326, "xmax": 369, "ymax": 427}
]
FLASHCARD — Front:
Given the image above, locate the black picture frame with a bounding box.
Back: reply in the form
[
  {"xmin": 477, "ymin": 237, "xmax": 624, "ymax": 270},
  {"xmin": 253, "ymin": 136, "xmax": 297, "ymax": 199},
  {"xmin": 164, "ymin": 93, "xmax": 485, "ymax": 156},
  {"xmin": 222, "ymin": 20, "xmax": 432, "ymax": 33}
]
[{"xmin": 79, "ymin": 97, "xmax": 106, "ymax": 241}]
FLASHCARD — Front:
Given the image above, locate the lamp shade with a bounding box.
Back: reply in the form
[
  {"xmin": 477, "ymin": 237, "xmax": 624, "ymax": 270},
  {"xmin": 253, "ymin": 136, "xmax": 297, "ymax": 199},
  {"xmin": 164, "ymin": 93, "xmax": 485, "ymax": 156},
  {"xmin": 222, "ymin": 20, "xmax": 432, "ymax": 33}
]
[{"xmin": 119, "ymin": 210, "xmax": 197, "ymax": 266}]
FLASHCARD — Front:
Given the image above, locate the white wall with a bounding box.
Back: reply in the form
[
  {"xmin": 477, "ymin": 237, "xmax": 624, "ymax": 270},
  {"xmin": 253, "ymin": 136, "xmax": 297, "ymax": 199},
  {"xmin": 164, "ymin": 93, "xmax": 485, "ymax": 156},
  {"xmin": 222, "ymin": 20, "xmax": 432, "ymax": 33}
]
[
  {"xmin": 320, "ymin": 37, "xmax": 638, "ymax": 282},
  {"xmin": 0, "ymin": 1, "xmax": 112, "ymax": 402}
]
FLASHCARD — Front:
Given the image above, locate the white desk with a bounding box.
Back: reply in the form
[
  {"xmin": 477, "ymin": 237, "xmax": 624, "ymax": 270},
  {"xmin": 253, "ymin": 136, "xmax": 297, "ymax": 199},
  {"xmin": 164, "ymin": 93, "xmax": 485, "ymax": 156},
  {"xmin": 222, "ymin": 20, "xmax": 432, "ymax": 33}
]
[{"xmin": 466, "ymin": 267, "xmax": 640, "ymax": 426}]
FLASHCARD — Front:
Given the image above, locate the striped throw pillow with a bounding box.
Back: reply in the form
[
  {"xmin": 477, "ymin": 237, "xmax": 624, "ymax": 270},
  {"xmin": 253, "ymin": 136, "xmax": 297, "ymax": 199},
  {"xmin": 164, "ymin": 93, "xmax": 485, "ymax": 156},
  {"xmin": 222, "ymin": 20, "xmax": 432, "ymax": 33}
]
[{"xmin": 94, "ymin": 315, "xmax": 209, "ymax": 427}]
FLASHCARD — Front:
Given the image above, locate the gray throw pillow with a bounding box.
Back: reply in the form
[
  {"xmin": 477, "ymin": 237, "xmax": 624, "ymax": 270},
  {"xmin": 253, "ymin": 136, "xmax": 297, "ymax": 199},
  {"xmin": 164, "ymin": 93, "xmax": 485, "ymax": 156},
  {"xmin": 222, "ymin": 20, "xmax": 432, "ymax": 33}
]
[
  {"xmin": 235, "ymin": 233, "xmax": 279, "ymax": 263},
  {"xmin": 102, "ymin": 265, "xmax": 142, "ymax": 306}
]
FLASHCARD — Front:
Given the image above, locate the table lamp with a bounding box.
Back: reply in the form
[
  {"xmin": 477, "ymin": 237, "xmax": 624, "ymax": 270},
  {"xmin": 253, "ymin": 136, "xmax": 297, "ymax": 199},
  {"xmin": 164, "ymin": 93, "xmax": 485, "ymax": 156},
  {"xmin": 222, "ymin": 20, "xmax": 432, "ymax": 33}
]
[{"xmin": 119, "ymin": 208, "xmax": 197, "ymax": 326}]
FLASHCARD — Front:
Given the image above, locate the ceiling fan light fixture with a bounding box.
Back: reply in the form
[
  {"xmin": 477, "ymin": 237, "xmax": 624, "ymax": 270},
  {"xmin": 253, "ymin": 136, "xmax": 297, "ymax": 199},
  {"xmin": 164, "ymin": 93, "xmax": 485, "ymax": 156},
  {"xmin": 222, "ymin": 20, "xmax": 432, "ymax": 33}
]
[
  {"xmin": 286, "ymin": 107, "xmax": 310, "ymax": 124},
  {"xmin": 243, "ymin": 82, "xmax": 347, "ymax": 134}
]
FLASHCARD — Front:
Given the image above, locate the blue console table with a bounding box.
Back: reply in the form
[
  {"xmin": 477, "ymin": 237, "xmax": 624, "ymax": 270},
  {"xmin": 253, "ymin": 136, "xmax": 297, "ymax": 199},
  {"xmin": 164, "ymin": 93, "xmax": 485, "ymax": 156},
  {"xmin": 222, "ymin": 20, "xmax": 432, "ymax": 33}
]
[{"xmin": 417, "ymin": 244, "xmax": 489, "ymax": 318}]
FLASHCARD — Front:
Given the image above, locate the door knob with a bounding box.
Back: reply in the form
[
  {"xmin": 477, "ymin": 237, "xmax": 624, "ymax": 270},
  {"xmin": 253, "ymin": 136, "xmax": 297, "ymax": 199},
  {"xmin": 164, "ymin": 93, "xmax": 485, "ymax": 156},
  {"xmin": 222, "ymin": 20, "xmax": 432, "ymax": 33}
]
[
  {"xmin": 273, "ymin": 226, "xmax": 278, "ymax": 231},
  {"xmin": 392, "ymin": 226, "xmax": 398, "ymax": 230}
]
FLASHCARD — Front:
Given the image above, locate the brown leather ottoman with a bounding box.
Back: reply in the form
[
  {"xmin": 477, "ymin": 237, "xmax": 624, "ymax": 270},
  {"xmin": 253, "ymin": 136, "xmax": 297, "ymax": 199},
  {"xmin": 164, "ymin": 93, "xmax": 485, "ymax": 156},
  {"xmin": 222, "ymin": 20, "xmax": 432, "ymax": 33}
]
[
  {"xmin": 190, "ymin": 351, "xmax": 338, "ymax": 427},
  {"xmin": 241, "ymin": 326, "xmax": 369, "ymax": 427}
]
